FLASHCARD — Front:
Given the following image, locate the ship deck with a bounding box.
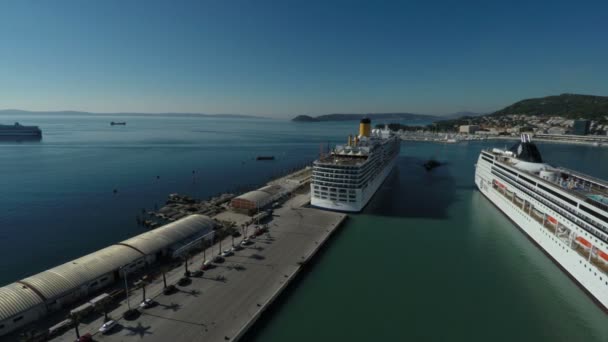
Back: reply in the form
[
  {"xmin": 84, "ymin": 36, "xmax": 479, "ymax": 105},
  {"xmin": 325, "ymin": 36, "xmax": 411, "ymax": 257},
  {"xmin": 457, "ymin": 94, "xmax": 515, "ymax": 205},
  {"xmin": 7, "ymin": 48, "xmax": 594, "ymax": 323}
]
[
  {"xmin": 315, "ymin": 154, "xmax": 368, "ymax": 167},
  {"xmin": 487, "ymin": 150, "xmax": 608, "ymax": 213},
  {"xmin": 493, "ymin": 180, "xmax": 608, "ymax": 278}
]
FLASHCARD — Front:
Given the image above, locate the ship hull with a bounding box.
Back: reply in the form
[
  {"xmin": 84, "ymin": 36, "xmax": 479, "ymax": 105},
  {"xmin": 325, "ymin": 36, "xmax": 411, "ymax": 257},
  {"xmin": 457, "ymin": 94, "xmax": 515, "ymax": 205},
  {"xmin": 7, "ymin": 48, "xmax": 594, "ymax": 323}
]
[
  {"xmin": 475, "ymin": 155, "xmax": 608, "ymax": 311},
  {"xmin": 311, "ymin": 155, "xmax": 396, "ymax": 212},
  {"xmin": 0, "ymin": 131, "xmax": 41, "ymax": 136}
]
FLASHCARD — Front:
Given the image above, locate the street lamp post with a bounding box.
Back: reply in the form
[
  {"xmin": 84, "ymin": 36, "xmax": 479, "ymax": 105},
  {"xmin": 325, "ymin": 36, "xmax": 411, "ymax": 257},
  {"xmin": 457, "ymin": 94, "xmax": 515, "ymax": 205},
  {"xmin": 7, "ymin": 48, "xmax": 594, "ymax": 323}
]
[{"xmin": 121, "ymin": 266, "xmax": 131, "ymax": 310}]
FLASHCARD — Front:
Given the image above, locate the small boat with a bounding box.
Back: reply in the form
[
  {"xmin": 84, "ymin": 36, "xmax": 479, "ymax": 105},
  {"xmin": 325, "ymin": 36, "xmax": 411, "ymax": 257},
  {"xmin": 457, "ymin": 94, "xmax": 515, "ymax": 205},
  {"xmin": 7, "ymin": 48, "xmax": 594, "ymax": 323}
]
[
  {"xmin": 423, "ymin": 159, "xmax": 441, "ymax": 171},
  {"xmin": 598, "ymin": 249, "xmax": 608, "ymax": 263},
  {"xmin": 576, "ymin": 236, "xmax": 592, "ymax": 249},
  {"xmin": 256, "ymin": 156, "xmax": 275, "ymax": 161},
  {"xmin": 110, "ymin": 121, "xmax": 126, "ymax": 126}
]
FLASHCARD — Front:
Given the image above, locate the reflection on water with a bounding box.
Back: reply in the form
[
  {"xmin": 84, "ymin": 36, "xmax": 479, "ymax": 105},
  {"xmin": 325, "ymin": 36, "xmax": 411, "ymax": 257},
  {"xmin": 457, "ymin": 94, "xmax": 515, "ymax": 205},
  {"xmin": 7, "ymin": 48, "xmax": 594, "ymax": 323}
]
[{"xmin": 364, "ymin": 156, "xmax": 457, "ymax": 219}]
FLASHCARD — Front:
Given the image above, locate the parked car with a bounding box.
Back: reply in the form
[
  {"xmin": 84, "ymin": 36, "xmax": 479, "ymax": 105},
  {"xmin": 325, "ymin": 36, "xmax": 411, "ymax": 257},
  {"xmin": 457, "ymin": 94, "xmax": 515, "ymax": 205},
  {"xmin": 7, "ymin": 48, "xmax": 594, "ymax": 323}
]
[
  {"xmin": 232, "ymin": 244, "xmax": 243, "ymax": 251},
  {"xmin": 201, "ymin": 260, "xmax": 213, "ymax": 270},
  {"xmin": 231, "ymin": 231, "xmax": 241, "ymax": 237},
  {"xmin": 178, "ymin": 277, "xmax": 191, "ymax": 286},
  {"xmin": 221, "ymin": 249, "xmax": 233, "ymax": 257},
  {"xmin": 191, "ymin": 270, "xmax": 203, "ymax": 277},
  {"xmin": 99, "ymin": 320, "xmax": 117, "ymax": 334},
  {"xmin": 241, "ymin": 238, "xmax": 252, "ymax": 246},
  {"xmin": 212, "ymin": 255, "xmax": 224, "ymax": 263},
  {"xmin": 139, "ymin": 298, "xmax": 154, "ymax": 309}
]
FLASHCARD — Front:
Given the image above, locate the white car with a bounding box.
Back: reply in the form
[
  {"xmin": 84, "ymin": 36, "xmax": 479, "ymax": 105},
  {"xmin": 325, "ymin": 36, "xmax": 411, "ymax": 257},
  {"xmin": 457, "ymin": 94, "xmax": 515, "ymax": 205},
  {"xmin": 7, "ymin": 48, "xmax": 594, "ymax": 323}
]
[
  {"xmin": 241, "ymin": 238, "xmax": 252, "ymax": 246},
  {"xmin": 221, "ymin": 249, "xmax": 233, "ymax": 257},
  {"xmin": 231, "ymin": 244, "xmax": 243, "ymax": 251},
  {"xmin": 139, "ymin": 298, "xmax": 154, "ymax": 309},
  {"xmin": 99, "ymin": 320, "xmax": 117, "ymax": 334}
]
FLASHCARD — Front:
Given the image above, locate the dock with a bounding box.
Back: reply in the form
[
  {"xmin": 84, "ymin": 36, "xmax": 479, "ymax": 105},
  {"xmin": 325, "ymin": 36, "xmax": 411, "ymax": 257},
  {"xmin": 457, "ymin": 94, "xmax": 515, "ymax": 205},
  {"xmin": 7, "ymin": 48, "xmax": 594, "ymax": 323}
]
[{"xmin": 47, "ymin": 191, "xmax": 346, "ymax": 342}]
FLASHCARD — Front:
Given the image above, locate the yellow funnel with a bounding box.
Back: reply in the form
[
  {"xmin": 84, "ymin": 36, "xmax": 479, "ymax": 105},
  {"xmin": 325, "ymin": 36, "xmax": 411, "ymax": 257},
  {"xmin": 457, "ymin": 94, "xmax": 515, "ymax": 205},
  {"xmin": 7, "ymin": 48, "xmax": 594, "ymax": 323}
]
[{"xmin": 359, "ymin": 118, "xmax": 371, "ymax": 137}]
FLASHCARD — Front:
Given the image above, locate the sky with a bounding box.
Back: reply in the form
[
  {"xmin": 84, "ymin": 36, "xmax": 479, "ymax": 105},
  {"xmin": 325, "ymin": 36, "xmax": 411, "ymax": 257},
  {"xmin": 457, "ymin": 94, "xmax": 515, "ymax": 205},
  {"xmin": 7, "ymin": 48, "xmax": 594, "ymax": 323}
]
[{"xmin": 0, "ymin": 0, "xmax": 607, "ymax": 118}]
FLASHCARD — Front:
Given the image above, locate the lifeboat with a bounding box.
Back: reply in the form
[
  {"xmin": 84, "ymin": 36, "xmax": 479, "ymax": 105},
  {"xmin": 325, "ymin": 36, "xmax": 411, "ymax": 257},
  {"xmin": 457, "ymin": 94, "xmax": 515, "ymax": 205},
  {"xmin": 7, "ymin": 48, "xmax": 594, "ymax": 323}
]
[
  {"xmin": 597, "ymin": 250, "xmax": 608, "ymax": 263},
  {"xmin": 547, "ymin": 216, "xmax": 558, "ymax": 225},
  {"xmin": 575, "ymin": 236, "xmax": 592, "ymax": 249}
]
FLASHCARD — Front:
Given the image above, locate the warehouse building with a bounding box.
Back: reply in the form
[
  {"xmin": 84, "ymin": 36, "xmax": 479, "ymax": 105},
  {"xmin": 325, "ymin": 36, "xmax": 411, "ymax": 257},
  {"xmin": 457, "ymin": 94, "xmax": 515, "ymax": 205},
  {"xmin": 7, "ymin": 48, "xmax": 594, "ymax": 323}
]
[
  {"xmin": 0, "ymin": 214, "xmax": 216, "ymax": 337},
  {"xmin": 230, "ymin": 184, "xmax": 294, "ymax": 214},
  {"xmin": 120, "ymin": 214, "xmax": 215, "ymax": 258}
]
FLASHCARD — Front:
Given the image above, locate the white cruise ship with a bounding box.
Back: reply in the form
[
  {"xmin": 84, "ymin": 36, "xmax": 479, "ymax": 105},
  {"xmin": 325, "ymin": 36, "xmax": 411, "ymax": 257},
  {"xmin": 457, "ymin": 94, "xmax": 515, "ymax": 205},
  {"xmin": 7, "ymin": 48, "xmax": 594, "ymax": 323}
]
[
  {"xmin": 311, "ymin": 118, "xmax": 400, "ymax": 212},
  {"xmin": 475, "ymin": 134, "xmax": 608, "ymax": 310}
]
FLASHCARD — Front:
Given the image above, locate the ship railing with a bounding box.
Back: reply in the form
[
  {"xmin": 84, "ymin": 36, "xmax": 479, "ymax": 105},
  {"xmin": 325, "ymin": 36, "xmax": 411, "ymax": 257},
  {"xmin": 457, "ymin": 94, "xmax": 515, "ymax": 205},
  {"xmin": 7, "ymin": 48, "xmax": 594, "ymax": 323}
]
[
  {"xmin": 557, "ymin": 167, "xmax": 608, "ymax": 192},
  {"xmin": 493, "ymin": 169, "xmax": 608, "ymax": 243}
]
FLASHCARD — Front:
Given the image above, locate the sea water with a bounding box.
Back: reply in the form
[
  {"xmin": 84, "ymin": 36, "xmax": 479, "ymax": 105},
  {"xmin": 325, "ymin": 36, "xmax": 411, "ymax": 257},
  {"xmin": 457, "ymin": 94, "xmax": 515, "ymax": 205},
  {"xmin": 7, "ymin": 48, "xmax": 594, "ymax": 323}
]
[{"xmin": 1, "ymin": 114, "xmax": 607, "ymax": 341}]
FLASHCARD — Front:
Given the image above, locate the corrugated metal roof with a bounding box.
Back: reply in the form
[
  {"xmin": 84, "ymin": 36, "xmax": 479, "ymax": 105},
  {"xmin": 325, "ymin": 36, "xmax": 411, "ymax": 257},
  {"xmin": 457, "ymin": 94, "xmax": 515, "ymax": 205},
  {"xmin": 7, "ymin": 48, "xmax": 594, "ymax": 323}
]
[
  {"xmin": 235, "ymin": 190, "xmax": 273, "ymax": 204},
  {"xmin": 20, "ymin": 244, "xmax": 143, "ymax": 300},
  {"xmin": 0, "ymin": 282, "xmax": 44, "ymax": 321},
  {"xmin": 258, "ymin": 184, "xmax": 284, "ymax": 195},
  {"xmin": 0, "ymin": 215, "xmax": 214, "ymax": 321},
  {"xmin": 120, "ymin": 214, "xmax": 215, "ymax": 256}
]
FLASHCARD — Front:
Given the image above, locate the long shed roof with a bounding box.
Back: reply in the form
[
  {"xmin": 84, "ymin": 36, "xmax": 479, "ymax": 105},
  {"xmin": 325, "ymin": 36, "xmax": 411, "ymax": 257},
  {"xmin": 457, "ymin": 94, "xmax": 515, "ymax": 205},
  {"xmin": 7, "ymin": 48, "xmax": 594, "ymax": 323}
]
[
  {"xmin": 0, "ymin": 214, "xmax": 215, "ymax": 323},
  {"xmin": 20, "ymin": 244, "xmax": 143, "ymax": 300},
  {"xmin": 235, "ymin": 190, "xmax": 273, "ymax": 204},
  {"xmin": 119, "ymin": 214, "xmax": 215, "ymax": 255},
  {"xmin": 0, "ymin": 282, "xmax": 44, "ymax": 321}
]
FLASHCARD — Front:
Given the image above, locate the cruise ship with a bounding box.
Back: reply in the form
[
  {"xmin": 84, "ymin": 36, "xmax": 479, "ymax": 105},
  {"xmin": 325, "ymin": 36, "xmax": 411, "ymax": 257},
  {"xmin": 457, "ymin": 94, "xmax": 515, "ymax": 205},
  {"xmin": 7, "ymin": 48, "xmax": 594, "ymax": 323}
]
[
  {"xmin": 475, "ymin": 134, "xmax": 608, "ymax": 310},
  {"xmin": 0, "ymin": 122, "xmax": 42, "ymax": 137},
  {"xmin": 311, "ymin": 118, "xmax": 400, "ymax": 212}
]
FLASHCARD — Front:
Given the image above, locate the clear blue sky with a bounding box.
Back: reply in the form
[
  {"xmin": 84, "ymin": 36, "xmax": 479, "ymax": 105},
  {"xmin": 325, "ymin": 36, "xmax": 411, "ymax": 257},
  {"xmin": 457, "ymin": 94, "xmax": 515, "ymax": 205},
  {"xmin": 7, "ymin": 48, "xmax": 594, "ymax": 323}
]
[{"xmin": 0, "ymin": 0, "xmax": 607, "ymax": 117}]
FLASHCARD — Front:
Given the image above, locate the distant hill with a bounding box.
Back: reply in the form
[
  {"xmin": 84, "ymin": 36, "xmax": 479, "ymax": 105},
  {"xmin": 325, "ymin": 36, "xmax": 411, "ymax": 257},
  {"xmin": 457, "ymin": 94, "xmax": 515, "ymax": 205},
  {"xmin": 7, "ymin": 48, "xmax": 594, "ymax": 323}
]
[
  {"xmin": 0, "ymin": 109, "xmax": 262, "ymax": 119},
  {"xmin": 442, "ymin": 111, "xmax": 486, "ymax": 119},
  {"xmin": 292, "ymin": 113, "xmax": 439, "ymax": 122},
  {"xmin": 491, "ymin": 93, "xmax": 608, "ymax": 119},
  {"xmin": 292, "ymin": 115, "xmax": 319, "ymax": 122}
]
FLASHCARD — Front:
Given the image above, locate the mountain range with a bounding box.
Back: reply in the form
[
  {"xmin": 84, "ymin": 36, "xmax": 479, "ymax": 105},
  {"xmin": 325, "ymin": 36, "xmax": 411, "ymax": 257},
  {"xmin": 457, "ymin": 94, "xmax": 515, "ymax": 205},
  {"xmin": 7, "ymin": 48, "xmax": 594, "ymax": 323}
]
[
  {"xmin": 490, "ymin": 93, "xmax": 608, "ymax": 120},
  {"xmin": 292, "ymin": 113, "xmax": 442, "ymax": 122}
]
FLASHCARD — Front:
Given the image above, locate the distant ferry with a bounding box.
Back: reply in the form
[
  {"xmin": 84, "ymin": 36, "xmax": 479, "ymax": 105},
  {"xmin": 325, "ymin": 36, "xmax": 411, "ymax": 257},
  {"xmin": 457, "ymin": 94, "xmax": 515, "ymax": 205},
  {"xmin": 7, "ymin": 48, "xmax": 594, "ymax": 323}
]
[
  {"xmin": 110, "ymin": 121, "xmax": 126, "ymax": 126},
  {"xmin": 256, "ymin": 156, "xmax": 275, "ymax": 161},
  {"xmin": 311, "ymin": 118, "xmax": 400, "ymax": 212},
  {"xmin": 0, "ymin": 122, "xmax": 42, "ymax": 137},
  {"xmin": 476, "ymin": 134, "xmax": 608, "ymax": 310}
]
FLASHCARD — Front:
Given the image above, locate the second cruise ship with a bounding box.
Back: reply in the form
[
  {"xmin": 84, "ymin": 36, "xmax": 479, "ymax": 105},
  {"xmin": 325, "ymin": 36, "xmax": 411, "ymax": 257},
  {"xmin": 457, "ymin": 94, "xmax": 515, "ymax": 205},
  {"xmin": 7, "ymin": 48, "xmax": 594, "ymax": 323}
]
[
  {"xmin": 311, "ymin": 118, "xmax": 400, "ymax": 212},
  {"xmin": 475, "ymin": 134, "xmax": 608, "ymax": 310}
]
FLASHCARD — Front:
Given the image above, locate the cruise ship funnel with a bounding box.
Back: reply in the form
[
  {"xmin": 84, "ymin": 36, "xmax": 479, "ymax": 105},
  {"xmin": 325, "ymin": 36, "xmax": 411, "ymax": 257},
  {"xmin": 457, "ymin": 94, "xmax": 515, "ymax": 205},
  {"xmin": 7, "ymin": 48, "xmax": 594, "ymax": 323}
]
[{"xmin": 359, "ymin": 118, "xmax": 371, "ymax": 137}]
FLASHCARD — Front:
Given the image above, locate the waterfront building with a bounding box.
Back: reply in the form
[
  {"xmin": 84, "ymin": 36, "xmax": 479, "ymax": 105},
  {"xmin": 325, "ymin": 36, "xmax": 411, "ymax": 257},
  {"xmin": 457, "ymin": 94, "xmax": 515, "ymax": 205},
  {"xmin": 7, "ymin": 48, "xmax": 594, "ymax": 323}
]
[
  {"xmin": 572, "ymin": 120, "xmax": 591, "ymax": 135},
  {"xmin": 0, "ymin": 215, "xmax": 216, "ymax": 336},
  {"xmin": 459, "ymin": 125, "xmax": 480, "ymax": 134}
]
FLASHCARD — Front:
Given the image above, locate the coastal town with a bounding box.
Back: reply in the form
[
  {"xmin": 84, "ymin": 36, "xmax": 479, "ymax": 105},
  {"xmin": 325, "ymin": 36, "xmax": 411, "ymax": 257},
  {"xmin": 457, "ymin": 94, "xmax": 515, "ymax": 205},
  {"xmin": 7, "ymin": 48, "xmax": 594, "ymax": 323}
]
[{"xmin": 391, "ymin": 113, "xmax": 608, "ymax": 146}]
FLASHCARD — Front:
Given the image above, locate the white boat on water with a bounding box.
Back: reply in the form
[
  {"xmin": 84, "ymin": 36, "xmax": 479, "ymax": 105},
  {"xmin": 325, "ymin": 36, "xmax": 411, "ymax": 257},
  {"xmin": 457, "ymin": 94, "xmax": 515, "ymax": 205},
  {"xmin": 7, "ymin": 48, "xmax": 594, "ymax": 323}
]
[
  {"xmin": 475, "ymin": 134, "xmax": 608, "ymax": 310},
  {"xmin": 311, "ymin": 118, "xmax": 400, "ymax": 212}
]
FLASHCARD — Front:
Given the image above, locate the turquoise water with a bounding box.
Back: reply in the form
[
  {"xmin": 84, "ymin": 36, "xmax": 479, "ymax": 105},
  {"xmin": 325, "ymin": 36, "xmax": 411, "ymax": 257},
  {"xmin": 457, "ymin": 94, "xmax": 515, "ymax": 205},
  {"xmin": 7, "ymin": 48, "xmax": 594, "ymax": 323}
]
[{"xmin": 1, "ymin": 115, "xmax": 607, "ymax": 341}]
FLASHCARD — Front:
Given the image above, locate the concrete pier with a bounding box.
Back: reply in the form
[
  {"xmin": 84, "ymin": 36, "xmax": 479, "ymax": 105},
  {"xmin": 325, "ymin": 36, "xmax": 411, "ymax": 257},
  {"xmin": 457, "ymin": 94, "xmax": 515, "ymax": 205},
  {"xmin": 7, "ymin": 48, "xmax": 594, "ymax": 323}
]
[{"xmin": 50, "ymin": 192, "xmax": 346, "ymax": 342}]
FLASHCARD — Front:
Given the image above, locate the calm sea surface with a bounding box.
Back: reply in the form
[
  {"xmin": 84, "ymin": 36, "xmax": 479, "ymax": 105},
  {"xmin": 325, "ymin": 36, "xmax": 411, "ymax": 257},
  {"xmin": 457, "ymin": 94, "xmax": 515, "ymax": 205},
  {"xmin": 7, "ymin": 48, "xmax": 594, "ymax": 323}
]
[{"xmin": 1, "ymin": 115, "xmax": 607, "ymax": 341}]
